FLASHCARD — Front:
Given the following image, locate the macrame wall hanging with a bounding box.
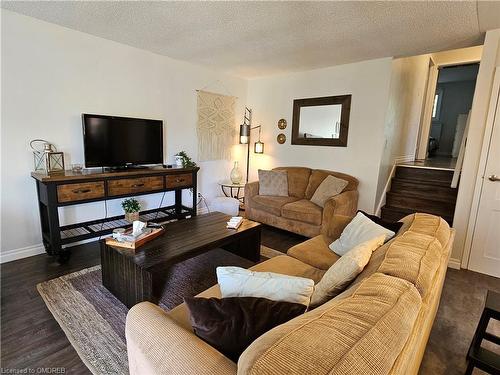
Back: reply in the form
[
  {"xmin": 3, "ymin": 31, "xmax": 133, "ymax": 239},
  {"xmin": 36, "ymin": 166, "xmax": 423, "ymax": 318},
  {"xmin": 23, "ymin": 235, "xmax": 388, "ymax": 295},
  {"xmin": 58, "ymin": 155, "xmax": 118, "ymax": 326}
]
[{"xmin": 196, "ymin": 90, "xmax": 236, "ymax": 161}]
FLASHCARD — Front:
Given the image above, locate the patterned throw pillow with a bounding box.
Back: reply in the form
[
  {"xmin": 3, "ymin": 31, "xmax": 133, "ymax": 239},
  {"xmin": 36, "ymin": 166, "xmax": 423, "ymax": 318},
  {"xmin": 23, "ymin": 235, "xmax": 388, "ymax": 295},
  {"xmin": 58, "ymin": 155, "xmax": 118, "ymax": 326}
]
[{"xmin": 258, "ymin": 169, "xmax": 288, "ymax": 196}]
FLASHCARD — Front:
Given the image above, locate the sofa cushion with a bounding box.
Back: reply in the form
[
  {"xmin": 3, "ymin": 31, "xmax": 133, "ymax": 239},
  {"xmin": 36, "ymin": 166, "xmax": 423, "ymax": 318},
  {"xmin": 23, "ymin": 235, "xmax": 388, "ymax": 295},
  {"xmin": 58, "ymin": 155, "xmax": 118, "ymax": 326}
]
[
  {"xmin": 310, "ymin": 175, "xmax": 349, "ymax": 207},
  {"xmin": 184, "ymin": 296, "xmax": 306, "ymax": 362},
  {"xmin": 358, "ymin": 210, "xmax": 404, "ymax": 233},
  {"xmin": 305, "ymin": 169, "xmax": 359, "ymax": 199},
  {"xmin": 167, "ymin": 255, "xmax": 325, "ymax": 331},
  {"xmin": 238, "ymin": 272, "xmax": 422, "ymax": 375},
  {"xmin": 287, "ymin": 235, "xmax": 340, "ymax": 271},
  {"xmin": 378, "ymin": 231, "xmax": 443, "ymax": 298},
  {"xmin": 406, "ymin": 213, "xmax": 450, "ymax": 249},
  {"xmin": 251, "ymin": 195, "xmax": 299, "ymax": 216},
  {"xmin": 282, "ymin": 199, "xmax": 322, "ymax": 226},
  {"xmin": 216, "ymin": 266, "xmax": 314, "ymax": 306},
  {"xmin": 329, "ymin": 211, "xmax": 395, "ymax": 256},
  {"xmin": 273, "ymin": 167, "xmax": 311, "ymax": 198},
  {"xmin": 258, "ymin": 169, "xmax": 288, "ymax": 196},
  {"xmin": 310, "ymin": 235, "xmax": 386, "ymax": 308}
]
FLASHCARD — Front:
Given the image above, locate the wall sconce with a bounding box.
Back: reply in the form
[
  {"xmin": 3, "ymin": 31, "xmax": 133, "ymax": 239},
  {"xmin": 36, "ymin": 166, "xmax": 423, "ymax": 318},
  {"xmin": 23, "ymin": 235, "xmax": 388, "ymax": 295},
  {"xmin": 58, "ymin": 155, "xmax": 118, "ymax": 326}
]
[{"xmin": 239, "ymin": 107, "xmax": 265, "ymax": 181}]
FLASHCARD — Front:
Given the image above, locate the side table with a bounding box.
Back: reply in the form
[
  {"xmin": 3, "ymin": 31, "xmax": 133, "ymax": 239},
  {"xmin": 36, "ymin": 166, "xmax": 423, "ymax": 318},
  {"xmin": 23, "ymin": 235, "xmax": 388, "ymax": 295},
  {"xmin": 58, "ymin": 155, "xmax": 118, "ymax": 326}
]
[
  {"xmin": 218, "ymin": 181, "xmax": 245, "ymax": 208},
  {"xmin": 466, "ymin": 289, "xmax": 500, "ymax": 374}
]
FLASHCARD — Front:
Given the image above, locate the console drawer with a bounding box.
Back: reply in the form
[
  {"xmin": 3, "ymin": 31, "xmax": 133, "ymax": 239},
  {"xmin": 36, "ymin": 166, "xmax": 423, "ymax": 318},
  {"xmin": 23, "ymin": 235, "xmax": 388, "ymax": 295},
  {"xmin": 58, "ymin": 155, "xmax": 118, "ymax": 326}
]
[
  {"xmin": 166, "ymin": 173, "xmax": 193, "ymax": 189},
  {"xmin": 108, "ymin": 176, "xmax": 164, "ymax": 197},
  {"xmin": 57, "ymin": 182, "xmax": 105, "ymax": 203}
]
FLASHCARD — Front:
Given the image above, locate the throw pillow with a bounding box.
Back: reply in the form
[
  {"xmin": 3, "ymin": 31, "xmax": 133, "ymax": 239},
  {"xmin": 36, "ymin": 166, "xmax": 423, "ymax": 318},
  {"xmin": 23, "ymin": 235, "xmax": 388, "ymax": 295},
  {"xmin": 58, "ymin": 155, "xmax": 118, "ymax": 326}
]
[
  {"xmin": 258, "ymin": 169, "xmax": 288, "ymax": 196},
  {"xmin": 329, "ymin": 211, "xmax": 395, "ymax": 256},
  {"xmin": 310, "ymin": 175, "xmax": 349, "ymax": 207},
  {"xmin": 185, "ymin": 296, "xmax": 306, "ymax": 362},
  {"xmin": 357, "ymin": 210, "xmax": 404, "ymax": 233},
  {"xmin": 310, "ymin": 235, "xmax": 386, "ymax": 307},
  {"xmin": 216, "ymin": 266, "xmax": 315, "ymax": 306}
]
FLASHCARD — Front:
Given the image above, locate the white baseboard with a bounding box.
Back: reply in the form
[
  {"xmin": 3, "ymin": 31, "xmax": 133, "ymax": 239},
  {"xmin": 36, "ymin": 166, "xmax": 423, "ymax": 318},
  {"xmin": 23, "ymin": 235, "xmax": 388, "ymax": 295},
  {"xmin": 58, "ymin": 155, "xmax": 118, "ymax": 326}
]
[
  {"xmin": 448, "ymin": 257, "xmax": 461, "ymax": 270},
  {"xmin": 1, "ymin": 243, "xmax": 46, "ymax": 264}
]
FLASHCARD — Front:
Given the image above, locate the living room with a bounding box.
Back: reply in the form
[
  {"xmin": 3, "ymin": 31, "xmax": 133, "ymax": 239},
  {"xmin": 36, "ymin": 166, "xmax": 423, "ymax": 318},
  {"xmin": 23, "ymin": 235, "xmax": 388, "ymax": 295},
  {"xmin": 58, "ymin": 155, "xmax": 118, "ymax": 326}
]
[{"xmin": 2, "ymin": 2, "xmax": 500, "ymax": 374}]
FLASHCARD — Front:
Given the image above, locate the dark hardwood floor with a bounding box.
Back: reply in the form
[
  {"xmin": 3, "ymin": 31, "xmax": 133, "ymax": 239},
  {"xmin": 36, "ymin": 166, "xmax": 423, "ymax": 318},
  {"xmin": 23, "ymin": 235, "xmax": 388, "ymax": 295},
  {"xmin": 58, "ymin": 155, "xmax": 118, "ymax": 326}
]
[
  {"xmin": 0, "ymin": 224, "xmax": 300, "ymax": 373},
  {"xmin": 1, "ymin": 242, "xmax": 100, "ymax": 374}
]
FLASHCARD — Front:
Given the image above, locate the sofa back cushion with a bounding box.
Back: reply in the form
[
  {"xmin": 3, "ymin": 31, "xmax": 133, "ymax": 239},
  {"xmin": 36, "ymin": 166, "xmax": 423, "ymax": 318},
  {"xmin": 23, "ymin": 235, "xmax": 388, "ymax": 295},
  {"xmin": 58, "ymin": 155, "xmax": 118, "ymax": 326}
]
[
  {"xmin": 378, "ymin": 232, "xmax": 443, "ymax": 298},
  {"xmin": 367, "ymin": 213, "xmax": 449, "ymax": 299},
  {"xmin": 305, "ymin": 169, "xmax": 359, "ymax": 199},
  {"xmin": 273, "ymin": 167, "xmax": 311, "ymax": 198},
  {"xmin": 238, "ymin": 272, "xmax": 421, "ymax": 375}
]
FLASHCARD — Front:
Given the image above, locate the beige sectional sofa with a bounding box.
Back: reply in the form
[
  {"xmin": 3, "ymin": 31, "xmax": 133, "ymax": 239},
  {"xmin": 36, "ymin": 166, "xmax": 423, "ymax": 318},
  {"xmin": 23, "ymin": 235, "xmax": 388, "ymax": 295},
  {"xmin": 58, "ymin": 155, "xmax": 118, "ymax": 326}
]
[
  {"xmin": 245, "ymin": 167, "xmax": 359, "ymax": 237},
  {"xmin": 126, "ymin": 212, "xmax": 454, "ymax": 375}
]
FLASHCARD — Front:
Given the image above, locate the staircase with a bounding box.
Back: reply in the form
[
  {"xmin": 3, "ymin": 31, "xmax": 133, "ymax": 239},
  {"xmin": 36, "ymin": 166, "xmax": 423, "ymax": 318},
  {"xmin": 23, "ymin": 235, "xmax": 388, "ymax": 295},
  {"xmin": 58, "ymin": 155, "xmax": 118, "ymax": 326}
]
[{"xmin": 381, "ymin": 166, "xmax": 458, "ymax": 225}]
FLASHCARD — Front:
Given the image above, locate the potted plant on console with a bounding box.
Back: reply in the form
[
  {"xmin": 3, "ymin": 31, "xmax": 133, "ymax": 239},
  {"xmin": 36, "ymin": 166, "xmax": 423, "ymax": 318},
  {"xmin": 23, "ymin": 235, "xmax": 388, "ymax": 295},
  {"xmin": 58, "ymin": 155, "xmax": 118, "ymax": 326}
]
[
  {"xmin": 122, "ymin": 198, "xmax": 141, "ymax": 223},
  {"xmin": 174, "ymin": 151, "xmax": 197, "ymax": 168}
]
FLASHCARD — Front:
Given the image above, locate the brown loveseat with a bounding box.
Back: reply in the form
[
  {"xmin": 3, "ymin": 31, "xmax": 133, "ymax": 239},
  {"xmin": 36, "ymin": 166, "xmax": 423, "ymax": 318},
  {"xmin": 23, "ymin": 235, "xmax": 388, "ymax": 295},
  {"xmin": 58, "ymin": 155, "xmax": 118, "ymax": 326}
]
[
  {"xmin": 245, "ymin": 167, "xmax": 358, "ymax": 237},
  {"xmin": 126, "ymin": 213, "xmax": 454, "ymax": 375}
]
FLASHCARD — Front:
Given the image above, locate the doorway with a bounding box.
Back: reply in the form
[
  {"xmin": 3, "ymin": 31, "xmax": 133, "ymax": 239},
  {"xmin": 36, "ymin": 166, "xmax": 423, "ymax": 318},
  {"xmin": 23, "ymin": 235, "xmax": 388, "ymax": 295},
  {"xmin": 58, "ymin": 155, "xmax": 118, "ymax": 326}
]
[{"xmin": 426, "ymin": 63, "xmax": 479, "ymax": 168}]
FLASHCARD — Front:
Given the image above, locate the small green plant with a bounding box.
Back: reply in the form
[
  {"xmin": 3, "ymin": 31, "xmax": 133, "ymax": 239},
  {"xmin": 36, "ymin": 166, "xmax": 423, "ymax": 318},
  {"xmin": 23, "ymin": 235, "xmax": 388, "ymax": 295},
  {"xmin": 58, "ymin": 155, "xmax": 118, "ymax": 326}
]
[
  {"xmin": 121, "ymin": 198, "xmax": 140, "ymax": 213},
  {"xmin": 175, "ymin": 151, "xmax": 197, "ymax": 168}
]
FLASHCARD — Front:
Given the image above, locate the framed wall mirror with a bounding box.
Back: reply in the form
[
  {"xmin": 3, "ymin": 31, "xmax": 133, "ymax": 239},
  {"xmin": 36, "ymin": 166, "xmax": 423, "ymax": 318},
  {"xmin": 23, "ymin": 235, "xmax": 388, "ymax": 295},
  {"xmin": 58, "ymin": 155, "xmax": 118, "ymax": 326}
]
[{"xmin": 291, "ymin": 95, "xmax": 351, "ymax": 147}]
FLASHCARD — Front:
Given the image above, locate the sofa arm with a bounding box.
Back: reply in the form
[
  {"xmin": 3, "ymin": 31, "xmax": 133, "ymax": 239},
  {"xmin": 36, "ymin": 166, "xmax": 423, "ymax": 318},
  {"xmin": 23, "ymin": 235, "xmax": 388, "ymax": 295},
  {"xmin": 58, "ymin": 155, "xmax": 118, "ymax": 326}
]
[
  {"xmin": 323, "ymin": 190, "xmax": 358, "ymax": 217},
  {"xmin": 126, "ymin": 302, "xmax": 237, "ymax": 375},
  {"xmin": 321, "ymin": 190, "xmax": 358, "ymax": 243},
  {"xmin": 244, "ymin": 181, "xmax": 259, "ymax": 211}
]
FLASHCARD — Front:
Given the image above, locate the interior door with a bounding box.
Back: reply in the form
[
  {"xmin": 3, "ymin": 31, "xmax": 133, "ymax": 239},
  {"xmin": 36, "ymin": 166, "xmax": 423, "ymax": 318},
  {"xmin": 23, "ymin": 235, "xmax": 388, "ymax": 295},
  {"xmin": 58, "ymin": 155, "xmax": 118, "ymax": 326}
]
[{"xmin": 468, "ymin": 72, "xmax": 500, "ymax": 278}]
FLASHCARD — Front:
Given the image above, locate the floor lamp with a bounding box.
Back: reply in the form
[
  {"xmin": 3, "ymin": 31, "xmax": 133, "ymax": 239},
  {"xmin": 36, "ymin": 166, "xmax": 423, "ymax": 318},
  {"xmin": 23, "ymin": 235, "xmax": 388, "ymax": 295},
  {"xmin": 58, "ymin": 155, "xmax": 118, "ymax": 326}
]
[{"xmin": 239, "ymin": 107, "xmax": 264, "ymax": 182}]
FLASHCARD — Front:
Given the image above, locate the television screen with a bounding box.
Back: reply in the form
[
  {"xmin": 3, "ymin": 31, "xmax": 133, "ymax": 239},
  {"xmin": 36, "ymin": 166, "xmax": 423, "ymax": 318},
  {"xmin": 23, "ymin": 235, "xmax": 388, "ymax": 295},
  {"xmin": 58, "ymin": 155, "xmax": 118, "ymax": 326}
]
[{"xmin": 82, "ymin": 114, "xmax": 163, "ymax": 168}]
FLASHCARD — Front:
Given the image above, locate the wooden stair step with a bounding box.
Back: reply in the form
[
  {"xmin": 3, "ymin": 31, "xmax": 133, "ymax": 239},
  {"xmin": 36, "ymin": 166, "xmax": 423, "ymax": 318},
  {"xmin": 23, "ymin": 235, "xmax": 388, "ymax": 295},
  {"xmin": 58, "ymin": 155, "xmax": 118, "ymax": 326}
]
[
  {"xmin": 392, "ymin": 175, "xmax": 457, "ymax": 188},
  {"xmin": 381, "ymin": 205, "xmax": 453, "ymax": 225},
  {"xmin": 395, "ymin": 166, "xmax": 454, "ymax": 184},
  {"xmin": 390, "ymin": 180, "xmax": 458, "ymax": 203},
  {"xmin": 386, "ymin": 192, "xmax": 455, "ymax": 216}
]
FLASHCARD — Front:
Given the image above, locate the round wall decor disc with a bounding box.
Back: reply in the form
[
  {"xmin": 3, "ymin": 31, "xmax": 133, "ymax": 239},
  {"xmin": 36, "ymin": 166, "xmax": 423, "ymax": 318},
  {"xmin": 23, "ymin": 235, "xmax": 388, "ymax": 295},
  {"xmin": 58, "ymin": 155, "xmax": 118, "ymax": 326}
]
[
  {"xmin": 277, "ymin": 133, "xmax": 286, "ymax": 144},
  {"xmin": 277, "ymin": 119, "xmax": 287, "ymax": 130}
]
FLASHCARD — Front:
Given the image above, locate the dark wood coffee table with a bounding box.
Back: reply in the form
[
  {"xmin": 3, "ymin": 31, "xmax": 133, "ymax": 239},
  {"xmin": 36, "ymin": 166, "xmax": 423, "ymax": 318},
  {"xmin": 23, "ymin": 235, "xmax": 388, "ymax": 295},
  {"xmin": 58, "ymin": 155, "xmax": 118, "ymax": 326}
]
[{"xmin": 100, "ymin": 212, "xmax": 261, "ymax": 308}]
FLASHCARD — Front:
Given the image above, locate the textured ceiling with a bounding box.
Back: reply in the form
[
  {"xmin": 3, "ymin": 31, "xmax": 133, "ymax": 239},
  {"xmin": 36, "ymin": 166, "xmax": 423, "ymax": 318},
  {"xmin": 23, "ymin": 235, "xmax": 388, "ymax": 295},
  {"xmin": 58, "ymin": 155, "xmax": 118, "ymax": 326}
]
[{"xmin": 2, "ymin": 1, "xmax": 497, "ymax": 78}]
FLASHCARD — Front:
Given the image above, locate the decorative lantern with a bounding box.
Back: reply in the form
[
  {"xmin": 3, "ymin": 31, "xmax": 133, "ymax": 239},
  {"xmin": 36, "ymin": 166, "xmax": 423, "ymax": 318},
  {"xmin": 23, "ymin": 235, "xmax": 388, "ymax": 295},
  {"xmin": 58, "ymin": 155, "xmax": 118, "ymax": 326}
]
[{"xmin": 30, "ymin": 139, "xmax": 65, "ymax": 174}]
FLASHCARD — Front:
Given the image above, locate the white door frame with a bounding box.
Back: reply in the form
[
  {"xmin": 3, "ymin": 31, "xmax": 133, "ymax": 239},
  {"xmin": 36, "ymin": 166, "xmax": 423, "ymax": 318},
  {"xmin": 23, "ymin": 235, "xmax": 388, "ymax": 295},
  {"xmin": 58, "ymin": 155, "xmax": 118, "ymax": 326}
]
[
  {"xmin": 461, "ymin": 68, "xmax": 500, "ymax": 269},
  {"xmin": 415, "ymin": 59, "xmax": 481, "ymax": 160},
  {"xmin": 416, "ymin": 59, "xmax": 438, "ymax": 160}
]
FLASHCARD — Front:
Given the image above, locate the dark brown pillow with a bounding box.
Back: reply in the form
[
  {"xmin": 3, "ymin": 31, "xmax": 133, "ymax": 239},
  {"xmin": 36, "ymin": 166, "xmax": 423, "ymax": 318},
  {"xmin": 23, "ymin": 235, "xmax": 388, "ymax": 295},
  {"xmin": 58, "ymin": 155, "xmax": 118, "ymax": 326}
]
[
  {"xmin": 184, "ymin": 296, "xmax": 307, "ymax": 362},
  {"xmin": 357, "ymin": 210, "xmax": 404, "ymax": 233}
]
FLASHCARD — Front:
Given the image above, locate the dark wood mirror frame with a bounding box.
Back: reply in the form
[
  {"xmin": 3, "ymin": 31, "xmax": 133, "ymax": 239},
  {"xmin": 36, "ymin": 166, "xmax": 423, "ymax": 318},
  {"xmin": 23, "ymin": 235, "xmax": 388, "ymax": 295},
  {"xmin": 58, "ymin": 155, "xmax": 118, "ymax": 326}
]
[{"xmin": 291, "ymin": 94, "xmax": 351, "ymax": 147}]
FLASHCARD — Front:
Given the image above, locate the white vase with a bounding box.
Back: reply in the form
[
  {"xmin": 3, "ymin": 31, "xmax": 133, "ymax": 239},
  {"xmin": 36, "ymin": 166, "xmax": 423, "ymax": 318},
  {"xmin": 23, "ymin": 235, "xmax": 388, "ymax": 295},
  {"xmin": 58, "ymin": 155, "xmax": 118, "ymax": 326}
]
[
  {"xmin": 175, "ymin": 155, "xmax": 183, "ymax": 167},
  {"xmin": 230, "ymin": 161, "xmax": 243, "ymax": 184}
]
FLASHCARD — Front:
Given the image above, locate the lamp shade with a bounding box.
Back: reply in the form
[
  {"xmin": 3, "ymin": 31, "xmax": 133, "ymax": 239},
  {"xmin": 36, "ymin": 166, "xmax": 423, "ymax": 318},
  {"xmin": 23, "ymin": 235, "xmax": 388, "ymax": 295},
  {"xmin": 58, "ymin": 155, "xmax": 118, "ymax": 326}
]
[
  {"xmin": 254, "ymin": 141, "xmax": 264, "ymax": 154},
  {"xmin": 239, "ymin": 124, "xmax": 250, "ymax": 144}
]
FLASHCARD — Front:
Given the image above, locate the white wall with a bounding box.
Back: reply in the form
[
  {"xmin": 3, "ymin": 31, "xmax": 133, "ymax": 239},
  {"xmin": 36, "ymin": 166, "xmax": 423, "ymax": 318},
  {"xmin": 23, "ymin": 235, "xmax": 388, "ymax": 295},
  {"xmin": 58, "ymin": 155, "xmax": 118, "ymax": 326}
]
[
  {"xmin": 247, "ymin": 58, "xmax": 394, "ymax": 212},
  {"xmin": 0, "ymin": 10, "xmax": 248, "ymax": 262},
  {"xmin": 375, "ymin": 54, "xmax": 430, "ymax": 211}
]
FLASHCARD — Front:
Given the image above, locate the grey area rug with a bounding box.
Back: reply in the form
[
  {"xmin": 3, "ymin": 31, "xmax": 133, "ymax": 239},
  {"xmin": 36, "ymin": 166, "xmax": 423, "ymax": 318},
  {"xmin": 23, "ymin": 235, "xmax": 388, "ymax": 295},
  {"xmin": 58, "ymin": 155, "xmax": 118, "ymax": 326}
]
[{"xmin": 37, "ymin": 246, "xmax": 281, "ymax": 375}]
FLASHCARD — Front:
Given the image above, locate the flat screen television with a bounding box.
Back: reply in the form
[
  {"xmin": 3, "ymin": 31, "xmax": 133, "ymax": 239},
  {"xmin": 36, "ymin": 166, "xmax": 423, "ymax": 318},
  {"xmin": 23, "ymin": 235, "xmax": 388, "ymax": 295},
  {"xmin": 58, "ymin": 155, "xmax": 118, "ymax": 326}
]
[{"xmin": 82, "ymin": 114, "xmax": 163, "ymax": 168}]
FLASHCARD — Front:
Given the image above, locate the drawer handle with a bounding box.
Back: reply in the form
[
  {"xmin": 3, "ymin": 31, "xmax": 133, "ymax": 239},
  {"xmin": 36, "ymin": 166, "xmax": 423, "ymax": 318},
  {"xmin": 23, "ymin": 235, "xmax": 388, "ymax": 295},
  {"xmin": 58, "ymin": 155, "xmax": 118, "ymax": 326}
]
[
  {"xmin": 175, "ymin": 178, "xmax": 185, "ymax": 183},
  {"xmin": 131, "ymin": 183, "xmax": 145, "ymax": 188},
  {"xmin": 72, "ymin": 188, "xmax": 91, "ymax": 194}
]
